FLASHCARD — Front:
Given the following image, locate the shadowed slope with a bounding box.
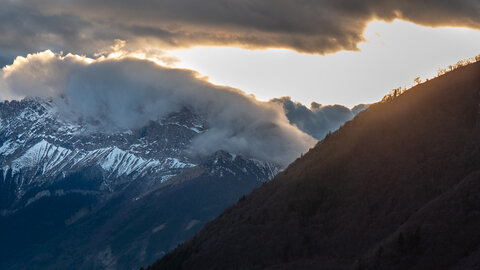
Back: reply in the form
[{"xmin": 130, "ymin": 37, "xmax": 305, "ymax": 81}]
[{"xmin": 149, "ymin": 61, "xmax": 480, "ymax": 270}]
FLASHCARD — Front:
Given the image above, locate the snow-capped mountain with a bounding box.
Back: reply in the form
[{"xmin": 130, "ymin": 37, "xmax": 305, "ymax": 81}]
[
  {"xmin": 0, "ymin": 98, "xmax": 278, "ymax": 214},
  {"xmin": 0, "ymin": 98, "xmax": 198, "ymax": 192},
  {"xmin": 0, "ymin": 97, "xmax": 280, "ymax": 270}
]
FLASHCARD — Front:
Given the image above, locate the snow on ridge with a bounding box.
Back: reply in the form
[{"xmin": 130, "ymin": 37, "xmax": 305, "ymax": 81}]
[
  {"xmin": 99, "ymin": 146, "xmax": 160, "ymax": 177},
  {"xmin": 0, "ymin": 98, "xmax": 216, "ymax": 190},
  {"xmin": 5, "ymin": 139, "xmax": 196, "ymax": 182},
  {"xmin": 163, "ymin": 157, "xmax": 193, "ymax": 169},
  {"xmin": 0, "ymin": 139, "xmax": 20, "ymax": 156},
  {"xmin": 100, "ymin": 147, "xmax": 195, "ymax": 177},
  {"xmin": 11, "ymin": 139, "xmax": 72, "ymax": 175}
]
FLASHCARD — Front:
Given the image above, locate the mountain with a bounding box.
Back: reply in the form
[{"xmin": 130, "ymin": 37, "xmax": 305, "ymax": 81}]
[
  {"xmin": 149, "ymin": 61, "xmax": 480, "ymax": 269},
  {"xmin": 0, "ymin": 98, "xmax": 279, "ymax": 269},
  {"xmin": 271, "ymin": 97, "xmax": 369, "ymax": 140}
]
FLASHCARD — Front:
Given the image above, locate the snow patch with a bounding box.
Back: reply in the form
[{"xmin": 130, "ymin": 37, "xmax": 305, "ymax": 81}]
[
  {"xmin": 190, "ymin": 127, "xmax": 201, "ymax": 133},
  {"xmin": 100, "ymin": 147, "xmax": 161, "ymax": 177},
  {"xmin": 160, "ymin": 174, "xmax": 176, "ymax": 182},
  {"xmin": 11, "ymin": 140, "xmax": 72, "ymax": 175},
  {"xmin": 185, "ymin": 219, "xmax": 200, "ymax": 230},
  {"xmin": 0, "ymin": 139, "xmax": 20, "ymax": 156},
  {"xmin": 2, "ymin": 165, "xmax": 9, "ymax": 180},
  {"xmin": 152, "ymin": 223, "xmax": 166, "ymax": 233},
  {"xmin": 25, "ymin": 190, "xmax": 51, "ymax": 206}
]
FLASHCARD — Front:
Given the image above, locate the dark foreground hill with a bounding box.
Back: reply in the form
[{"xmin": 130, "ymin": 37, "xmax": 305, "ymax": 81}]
[{"xmin": 149, "ymin": 61, "xmax": 480, "ymax": 269}]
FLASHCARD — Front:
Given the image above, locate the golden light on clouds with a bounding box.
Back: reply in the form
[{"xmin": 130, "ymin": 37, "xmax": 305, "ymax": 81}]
[
  {"xmin": 169, "ymin": 20, "xmax": 480, "ymax": 107},
  {"xmin": 4, "ymin": 19, "xmax": 479, "ymax": 108}
]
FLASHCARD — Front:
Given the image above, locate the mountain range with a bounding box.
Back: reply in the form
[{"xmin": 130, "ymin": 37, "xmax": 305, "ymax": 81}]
[
  {"xmin": 149, "ymin": 61, "xmax": 480, "ymax": 269},
  {"xmin": 0, "ymin": 98, "xmax": 278, "ymax": 269},
  {"xmin": 0, "ymin": 96, "xmax": 362, "ymax": 269}
]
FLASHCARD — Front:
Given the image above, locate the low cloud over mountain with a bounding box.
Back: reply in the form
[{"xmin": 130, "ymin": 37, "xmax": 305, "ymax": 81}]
[
  {"xmin": 271, "ymin": 97, "xmax": 368, "ymax": 140},
  {"xmin": 0, "ymin": 51, "xmax": 318, "ymax": 166}
]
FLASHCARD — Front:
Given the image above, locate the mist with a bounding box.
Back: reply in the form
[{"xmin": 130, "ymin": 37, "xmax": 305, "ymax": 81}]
[{"xmin": 0, "ymin": 51, "xmax": 316, "ymax": 166}]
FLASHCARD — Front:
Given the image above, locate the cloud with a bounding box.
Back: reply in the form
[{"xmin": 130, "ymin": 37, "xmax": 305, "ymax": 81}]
[
  {"xmin": 0, "ymin": 51, "xmax": 316, "ymax": 166},
  {"xmin": 0, "ymin": 0, "xmax": 479, "ymax": 63},
  {"xmin": 271, "ymin": 97, "xmax": 368, "ymax": 140}
]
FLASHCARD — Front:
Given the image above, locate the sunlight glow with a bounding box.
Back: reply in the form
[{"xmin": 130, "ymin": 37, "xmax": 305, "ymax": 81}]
[{"xmin": 169, "ymin": 20, "xmax": 480, "ymax": 107}]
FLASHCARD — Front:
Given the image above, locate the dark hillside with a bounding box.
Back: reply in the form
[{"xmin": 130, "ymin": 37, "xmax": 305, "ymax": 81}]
[{"xmin": 149, "ymin": 61, "xmax": 480, "ymax": 270}]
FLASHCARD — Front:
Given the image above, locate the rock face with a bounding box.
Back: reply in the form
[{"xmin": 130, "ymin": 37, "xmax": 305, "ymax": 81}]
[
  {"xmin": 149, "ymin": 62, "xmax": 480, "ymax": 270},
  {"xmin": 0, "ymin": 98, "xmax": 279, "ymax": 269},
  {"xmin": 0, "ymin": 98, "xmax": 203, "ymax": 211}
]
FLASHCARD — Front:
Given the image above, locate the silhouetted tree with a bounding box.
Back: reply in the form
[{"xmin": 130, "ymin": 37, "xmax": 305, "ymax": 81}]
[{"xmin": 414, "ymin": 77, "xmax": 422, "ymax": 85}]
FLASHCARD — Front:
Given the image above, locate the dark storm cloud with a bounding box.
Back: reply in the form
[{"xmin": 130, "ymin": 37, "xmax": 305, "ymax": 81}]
[
  {"xmin": 0, "ymin": 51, "xmax": 316, "ymax": 165},
  {"xmin": 0, "ymin": 1, "xmax": 116, "ymax": 64},
  {"xmin": 0, "ymin": 55, "xmax": 13, "ymax": 69},
  {"xmin": 1, "ymin": 0, "xmax": 479, "ymax": 61},
  {"xmin": 271, "ymin": 97, "xmax": 368, "ymax": 140}
]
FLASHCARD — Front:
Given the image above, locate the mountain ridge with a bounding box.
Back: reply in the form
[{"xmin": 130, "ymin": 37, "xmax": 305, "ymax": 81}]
[
  {"xmin": 0, "ymin": 97, "xmax": 282, "ymax": 269},
  {"xmin": 149, "ymin": 61, "xmax": 480, "ymax": 269}
]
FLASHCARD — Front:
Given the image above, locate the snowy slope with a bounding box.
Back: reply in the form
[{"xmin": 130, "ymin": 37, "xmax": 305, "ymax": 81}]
[
  {"xmin": 0, "ymin": 97, "xmax": 279, "ymax": 213},
  {"xmin": 0, "ymin": 97, "xmax": 282, "ymax": 270}
]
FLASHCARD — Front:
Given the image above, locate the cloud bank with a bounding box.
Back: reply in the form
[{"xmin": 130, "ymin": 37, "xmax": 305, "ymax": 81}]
[
  {"xmin": 0, "ymin": 51, "xmax": 316, "ymax": 166},
  {"xmin": 271, "ymin": 97, "xmax": 368, "ymax": 140},
  {"xmin": 1, "ymin": 0, "xmax": 479, "ymax": 65}
]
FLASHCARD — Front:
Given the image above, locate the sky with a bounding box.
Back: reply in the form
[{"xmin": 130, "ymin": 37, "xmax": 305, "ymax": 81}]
[
  {"xmin": 1, "ymin": 0, "xmax": 480, "ymax": 163},
  {"xmin": 170, "ymin": 20, "xmax": 480, "ymax": 107},
  {"xmin": 0, "ymin": 0, "xmax": 479, "ymax": 107}
]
